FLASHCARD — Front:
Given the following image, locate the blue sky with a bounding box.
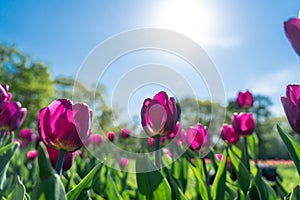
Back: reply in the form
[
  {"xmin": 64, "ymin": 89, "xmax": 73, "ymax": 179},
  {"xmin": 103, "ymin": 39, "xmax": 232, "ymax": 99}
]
[{"xmin": 0, "ymin": 1, "xmax": 300, "ymax": 119}]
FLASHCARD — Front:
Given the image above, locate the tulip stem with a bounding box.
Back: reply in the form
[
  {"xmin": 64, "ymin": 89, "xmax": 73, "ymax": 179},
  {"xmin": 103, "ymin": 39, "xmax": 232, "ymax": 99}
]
[
  {"xmin": 155, "ymin": 135, "xmax": 161, "ymax": 168},
  {"xmin": 201, "ymin": 157, "xmax": 208, "ymax": 184},
  {"xmin": 243, "ymin": 137, "xmax": 250, "ymax": 173},
  {"xmin": 56, "ymin": 149, "xmax": 66, "ymax": 175}
]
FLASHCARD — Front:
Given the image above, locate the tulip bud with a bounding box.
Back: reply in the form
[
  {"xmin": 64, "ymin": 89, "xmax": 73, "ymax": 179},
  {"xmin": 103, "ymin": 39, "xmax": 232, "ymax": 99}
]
[
  {"xmin": 148, "ymin": 137, "xmax": 155, "ymax": 148},
  {"xmin": 221, "ymin": 124, "xmax": 239, "ymax": 144},
  {"xmin": 0, "ymin": 101, "xmax": 27, "ymax": 131},
  {"xmin": 38, "ymin": 99, "xmax": 92, "ymax": 152},
  {"xmin": 120, "ymin": 157, "xmax": 129, "ymax": 170},
  {"xmin": 107, "ymin": 131, "xmax": 115, "ymax": 142},
  {"xmin": 284, "ymin": 18, "xmax": 300, "ymax": 56},
  {"xmin": 216, "ymin": 154, "xmax": 231, "ymax": 169},
  {"xmin": 46, "ymin": 146, "xmax": 75, "ymax": 172},
  {"xmin": 121, "ymin": 128, "xmax": 130, "ymax": 138},
  {"xmin": 232, "ymin": 113, "xmax": 255, "ymax": 136},
  {"xmin": 141, "ymin": 91, "xmax": 178, "ymax": 137},
  {"xmin": 236, "ymin": 91, "xmax": 254, "ymax": 109},
  {"xmin": 187, "ymin": 123, "xmax": 208, "ymax": 151},
  {"xmin": 281, "ymin": 84, "xmax": 300, "ymax": 133},
  {"xmin": 27, "ymin": 150, "xmax": 38, "ymax": 161},
  {"xmin": 20, "ymin": 128, "xmax": 36, "ymax": 146}
]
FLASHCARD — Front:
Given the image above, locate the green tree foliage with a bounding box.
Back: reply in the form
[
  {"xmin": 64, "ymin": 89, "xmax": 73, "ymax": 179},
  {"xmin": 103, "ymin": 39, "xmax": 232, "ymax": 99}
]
[{"xmin": 0, "ymin": 44, "xmax": 55, "ymax": 128}]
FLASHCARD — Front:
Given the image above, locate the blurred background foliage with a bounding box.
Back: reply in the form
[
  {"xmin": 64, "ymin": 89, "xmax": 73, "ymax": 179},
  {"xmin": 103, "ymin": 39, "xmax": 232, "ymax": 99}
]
[{"xmin": 0, "ymin": 43, "xmax": 296, "ymax": 159}]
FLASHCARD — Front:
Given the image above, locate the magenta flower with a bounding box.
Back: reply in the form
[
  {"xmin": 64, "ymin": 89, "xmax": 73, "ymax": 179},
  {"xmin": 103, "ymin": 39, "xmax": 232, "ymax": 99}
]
[
  {"xmin": 91, "ymin": 134, "xmax": 103, "ymax": 146},
  {"xmin": 187, "ymin": 123, "xmax": 208, "ymax": 151},
  {"xmin": 120, "ymin": 157, "xmax": 129, "ymax": 170},
  {"xmin": 216, "ymin": 154, "xmax": 231, "ymax": 169},
  {"xmin": 176, "ymin": 129, "xmax": 187, "ymax": 146},
  {"xmin": 148, "ymin": 137, "xmax": 155, "ymax": 148},
  {"xmin": 20, "ymin": 128, "xmax": 36, "ymax": 146},
  {"xmin": 281, "ymin": 84, "xmax": 300, "ymax": 133},
  {"xmin": 221, "ymin": 124, "xmax": 240, "ymax": 144},
  {"xmin": 121, "ymin": 128, "xmax": 130, "ymax": 138},
  {"xmin": 0, "ymin": 101, "xmax": 27, "ymax": 131},
  {"xmin": 38, "ymin": 99, "xmax": 92, "ymax": 152},
  {"xmin": 0, "ymin": 85, "xmax": 9, "ymax": 112},
  {"xmin": 236, "ymin": 91, "xmax": 254, "ymax": 109},
  {"xmin": 284, "ymin": 18, "xmax": 300, "ymax": 56},
  {"xmin": 107, "ymin": 131, "xmax": 115, "ymax": 142},
  {"xmin": 232, "ymin": 113, "xmax": 255, "ymax": 136},
  {"xmin": 27, "ymin": 150, "xmax": 38, "ymax": 161},
  {"xmin": 46, "ymin": 146, "xmax": 75, "ymax": 172},
  {"xmin": 167, "ymin": 122, "xmax": 181, "ymax": 139},
  {"xmin": 141, "ymin": 91, "xmax": 178, "ymax": 137}
]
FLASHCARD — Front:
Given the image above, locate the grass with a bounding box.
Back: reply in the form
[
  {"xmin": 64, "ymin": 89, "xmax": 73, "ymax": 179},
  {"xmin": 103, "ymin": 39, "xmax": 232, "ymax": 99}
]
[{"xmin": 277, "ymin": 165, "xmax": 300, "ymax": 192}]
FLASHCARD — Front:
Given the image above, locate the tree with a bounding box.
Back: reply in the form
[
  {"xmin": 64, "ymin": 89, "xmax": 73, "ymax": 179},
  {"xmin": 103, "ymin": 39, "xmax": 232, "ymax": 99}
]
[{"xmin": 0, "ymin": 44, "xmax": 55, "ymax": 128}]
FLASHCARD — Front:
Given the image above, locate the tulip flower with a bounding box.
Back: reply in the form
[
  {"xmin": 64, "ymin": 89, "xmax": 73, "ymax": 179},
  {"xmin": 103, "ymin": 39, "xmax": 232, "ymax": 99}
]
[
  {"xmin": 187, "ymin": 123, "xmax": 208, "ymax": 151},
  {"xmin": 148, "ymin": 137, "xmax": 155, "ymax": 148},
  {"xmin": 232, "ymin": 113, "xmax": 255, "ymax": 136},
  {"xmin": 0, "ymin": 101, "xmax": 27, "ymax": 131},
  {"xmin": 236, "ymin": 91, "xmax": 254, "ymax": 109},
  {"xmin": 38, "ymin": 99, "xmax": 92, "ymax": 152},
  {"xmin": 46, "ymin": 146, "xmax": 75, "ymax": 172},
  {"xmin": 141, "ymin": 91, "xmax": 178, "ymax": 137},
  {"xmin": 284, "ymin": 17, "xmax": 300, "ymax": 56},
  {"xmin": 120, "ymin": 157, "xmax": 129, "ymax": 170},
  {"xmin": 121, "ymin": 128, "xmax": 130, "ymax": 138},
  {"xmin": 0, "ymin": 85, "xmax": 9, "ymax": 112},
  {"xmin": 91, "ymin": 134, "xmax": 103, "ymax": 146},
  {"xmin": 20, "ymin": 128, "xmax": 36, "ymax": 146},
  {"xmin": 167, "ymin": 122, "xmax": 181, "ymax": 139},
  {"xmin": 221, "ymin": 124, "xmax": 239, "ymax": 144},
  {"xmin": 27, "ymin": 150, "xmax": 38, "ymax": 161},
  {"xmin": 107, "ymin": 131, "xmax": 115, "ymax": 142},
  {"xmin": 216, "ymin": 154, "xmax": 231, "ymax": 169},
  {"xmin": 281, "ymin": 84, "xmax": 300, "ymax": 133}
]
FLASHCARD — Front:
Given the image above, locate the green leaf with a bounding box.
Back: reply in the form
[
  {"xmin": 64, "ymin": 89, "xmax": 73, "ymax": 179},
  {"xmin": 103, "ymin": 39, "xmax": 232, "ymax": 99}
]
[
  {"xmin": 286, "ymin": 185, "xmax": 300, "ymax": 200},
  {"xmin": 105, "ymin": 173, "xmax": 123, "ymax": 200},
  {"xmin": 0, "ymin": 142, "xmax": 19, "ymax": 190},
  {"xmin": 168, "ymin": 174, "xmax": 187, "ymax": 200},
  {"xmin": 31, "ymin": 144, "xmax": 66, "ymax": 200},
  {"xmin": 190, "ymin": 163, "xmax": 211, "ymax": 200},
  {"xmin": 277, "ymin": 124, "xmax": 300, "ymax": 176},
  {"xmin": 248, "ymin": 134, "xmax": 258, "ymax": 161},
  {"xmin": 11, "ymin": 177, "xmax": 25, "ymax": 200},
  {"xmin": 228, "ymin": 148, "xmax": 250, "ymax": 194},
  {"xmin": 136, "ymin": 155, "xmax": 171, "ymax": 200},
  {"xmin": 67, "ymin": 161, "xmax": 104, "ymax": 200},
  {"xmin": 212, "ymin": 150, "xmax": 227, "ymax": 200}
]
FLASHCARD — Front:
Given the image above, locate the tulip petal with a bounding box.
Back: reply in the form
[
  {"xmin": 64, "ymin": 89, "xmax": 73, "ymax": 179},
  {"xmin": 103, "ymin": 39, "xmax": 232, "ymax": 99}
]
[{"xmin": 284, "ymin": 18, "xmax": 300, "ymax": 56}]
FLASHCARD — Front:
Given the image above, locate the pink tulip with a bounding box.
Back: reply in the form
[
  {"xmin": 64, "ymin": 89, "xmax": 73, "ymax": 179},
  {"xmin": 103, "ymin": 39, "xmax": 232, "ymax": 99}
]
[
  {"xmin": 221, "ymin": 124, "xmax": 240, "ymax": 144},
  {"xmin": 216, "ymin": 154, "xmax": 231, "ymax": 169},
  {"xmin": 38, "ymin": 99, "xmax": 92, "ymax": 152},
  {"xmin": 20, "ymin": 128, "xmax": 36, "ymax": 145},
  {"xmin": 120, "ymin": 157, "xmax": 129, "ymax": 170},
  {"xmin": 176, "ymin": 129, "xmax": 187, "ymax": 146},
  {"xmin": 284, "ymin": 18, "xmax": 300, "ymax": 56},
  {"xmin": 0, "ymin": 101, "xmax": 27, "ymax": 131},
  {"xmin": 281, "ymin": 85, "xmax": 300, "ymax": 133},
  {"xmin": 0, "ymin": 85, "xmax": 9, "ymax": 112},
  {"xmin": 27, "ymin": 150, "xmax": 38, "ymax": 161},
  {"xmin": 236, "ymin": 91, "xmax": 254, "ymax": 109},
  {"xmin": 46, "ymin": 146, "xmax": 75, "ymax": 172},
  {"xmin": 167, "ymin": 122, "xmax": 181, "ymax": 139},
  {"xmin": 107, "ymin": 131, "xmax": 115, "ymax": 142},
  {"xmin": 91, "ymin": 134, "xmax": 103, "ymax": 146},
  {"xmin": 141, "ymin": 91, "xmax": 178, "ymax": 137},
  {"xmin": 121, "ymin": 128, "xmax": 130, "ymax": 138},
  {"xmin": 232, "ymin": 113, "xmax": 255, "ymax": 136},
  {"xmin": 187, "ymin": 123, "xmax": 208, "ymax": 151},
  {"xmin": 148, "ymin": 137, "xmax": 155, "ymax": 148}
]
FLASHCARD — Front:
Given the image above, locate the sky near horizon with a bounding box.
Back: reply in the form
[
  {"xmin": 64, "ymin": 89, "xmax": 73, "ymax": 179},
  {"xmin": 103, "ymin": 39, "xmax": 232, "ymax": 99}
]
[{"xmin": 0, "ymin": 1, "xmax": 300, "ymax": 119}]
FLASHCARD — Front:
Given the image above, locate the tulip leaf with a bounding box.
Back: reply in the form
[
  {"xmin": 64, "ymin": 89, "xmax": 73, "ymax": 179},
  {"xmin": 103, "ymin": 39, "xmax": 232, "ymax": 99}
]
[
  {"xmin": 31, "ymin": 144, "xmax": 66, "ymax": 200},
  {"xmin": 212, "ymin": 150, "xmax": 227, "ymax": 200},
  {"xmin": 11, "ymin": 177, "xmax": 25, "ymax": 200},
  {"xmin": 228, "ymin": 149, "xmax": 250, "ymax": 194},
  {"xmin": 136, "ymin": 155, "xmax": 171, "ymax": 200},
  {"xmin": 0, "ymin": 142, "xmax": 19, "ymax": 190},
  {"xmin": 248, "ymin": 134, "xmax": 258, "ymax": 161},
  {"xmin": 67, "ymin": 161, "xmax": 104, "ymax": 200},
  {"xmin": 286, "ymin": 185, "xmax": 300, "ymax": 200},
  {"xmin": 277, "ymin": 124, "xmax": 300, "ymax": 176},
  {"xmin": 105, "ymin": 173, "xmax": 123, "ymax": 200},
  {"xmin": 190, "ymin": 164, "xmax": 211, "ymax": 200}
]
